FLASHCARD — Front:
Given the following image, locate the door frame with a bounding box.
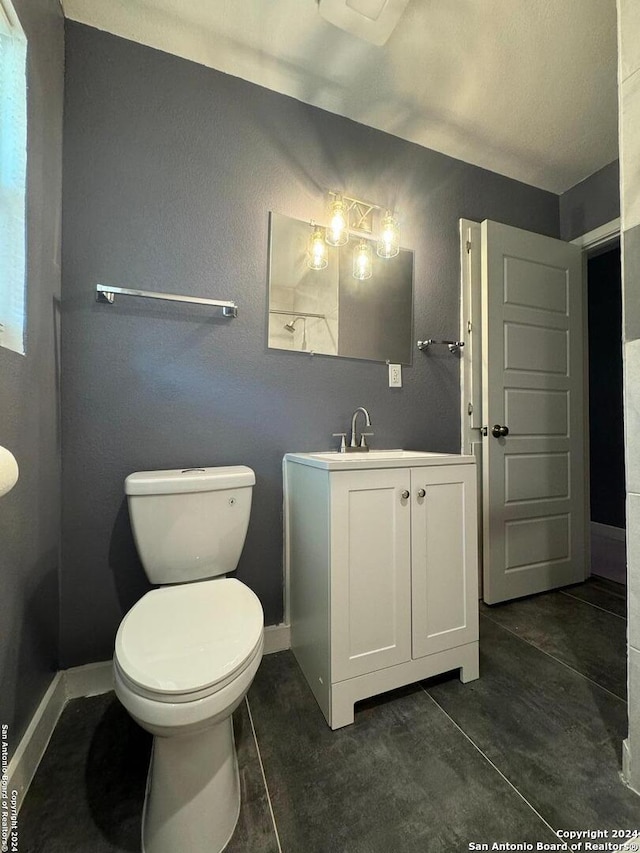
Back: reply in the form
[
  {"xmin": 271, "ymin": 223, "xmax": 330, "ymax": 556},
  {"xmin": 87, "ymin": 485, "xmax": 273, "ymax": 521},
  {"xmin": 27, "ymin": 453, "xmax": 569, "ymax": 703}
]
[
  {"xmin": 570, "ymin": 217, "xmax": 620, "ymax": 252},
  {"xmin": 571, "ymin": 218, "xmax": 621, "ymax": 558},
  {"xmin": 459, "ymin": 216, "xmax": 620, "ymax": 599}
]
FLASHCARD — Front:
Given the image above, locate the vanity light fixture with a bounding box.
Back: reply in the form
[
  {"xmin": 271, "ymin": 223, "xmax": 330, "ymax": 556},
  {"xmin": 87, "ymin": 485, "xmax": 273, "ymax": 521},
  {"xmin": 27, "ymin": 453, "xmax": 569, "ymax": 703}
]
[
  {"xmin": 377, "ymin": 210, "xmax": 400, "ymax": 259},
  {"xmin": 353, "ymin": 240, "xmax": 373, "ymax": 281},
  {"xmin": 326, "ymin": 194, "xmax": 349, "ymax": 247},
  {"xmin": 308, "ymin": 191, "xmax": 401, "ymax": 279},
  {"xmin": 307, "ymin": 222, "xmax": 329, "ymax": 270},
  {"xmin": 326, "ymin": 191, "xmax": 381, "ymax": 243}
]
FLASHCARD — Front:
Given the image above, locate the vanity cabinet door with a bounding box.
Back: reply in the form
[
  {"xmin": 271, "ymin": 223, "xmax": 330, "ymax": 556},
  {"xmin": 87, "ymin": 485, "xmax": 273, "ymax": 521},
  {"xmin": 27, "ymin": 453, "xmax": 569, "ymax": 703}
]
[
  {"xmin": 411, "ymin": 464, "xmax": 479, "ymax": 659},
  {"xmin": 330, "ymin": 468, "xmax": 412, "ymax": 682}
]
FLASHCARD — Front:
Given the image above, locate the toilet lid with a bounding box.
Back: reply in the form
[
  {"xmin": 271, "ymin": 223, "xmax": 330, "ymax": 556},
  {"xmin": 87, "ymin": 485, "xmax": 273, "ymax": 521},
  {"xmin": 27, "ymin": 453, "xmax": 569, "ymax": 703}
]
[{"xmin": 115, "ymin": 578, "xmax": 264, "ymax": 696}]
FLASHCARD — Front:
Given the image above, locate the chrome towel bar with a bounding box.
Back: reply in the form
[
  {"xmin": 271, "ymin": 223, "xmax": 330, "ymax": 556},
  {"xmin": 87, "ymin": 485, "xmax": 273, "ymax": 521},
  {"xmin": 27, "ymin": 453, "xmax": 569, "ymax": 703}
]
[{"xmin": 96, "ymin": 284, "xmax": 238, "ymax": 317}]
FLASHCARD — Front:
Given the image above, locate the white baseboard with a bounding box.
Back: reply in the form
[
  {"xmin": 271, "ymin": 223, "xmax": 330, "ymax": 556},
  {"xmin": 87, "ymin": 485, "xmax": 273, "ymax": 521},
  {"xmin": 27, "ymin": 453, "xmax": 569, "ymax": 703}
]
[
  {"xmin": 591, "ymin": 521, "xmax": 626, "ymax": 542},
  {"xmin": 263, "ymin": 623, "xmax": 291, "ymax": 654},
  {"xmin": 622, "ymin": 738, "xmax": 640, "ymax": 798},
  {"xmin": 64, "ymin": 660, "xmax": 114, "ymax": 699},
  {"xmin": 7, "ymin": 660, "xmax": 114, "ymax": 813},
  {"xmin": 623, "ymin": 737, "xmax": 632, "ymax": 782},
  {"xmin": 7, "ymin": 628, "xmax": 290, "ymax": 813},
  {"xmin": 6, "ymin": 673, "xmax": 66, "ymax": 811}
]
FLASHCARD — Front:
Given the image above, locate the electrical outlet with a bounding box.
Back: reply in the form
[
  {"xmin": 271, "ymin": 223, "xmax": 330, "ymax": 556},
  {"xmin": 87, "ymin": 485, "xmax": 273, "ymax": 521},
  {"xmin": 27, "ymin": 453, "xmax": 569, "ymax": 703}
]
[{"xmin": 388, "ymin": 363, "xmax": 402, "ymax": 387}]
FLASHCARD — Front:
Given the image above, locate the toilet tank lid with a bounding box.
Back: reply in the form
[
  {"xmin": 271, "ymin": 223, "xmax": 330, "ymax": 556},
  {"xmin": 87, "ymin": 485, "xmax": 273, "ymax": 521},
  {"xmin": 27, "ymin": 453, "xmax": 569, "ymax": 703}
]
[{"xmin": 125, "ymin": 465, "xmax": 255, "ymax": 496}]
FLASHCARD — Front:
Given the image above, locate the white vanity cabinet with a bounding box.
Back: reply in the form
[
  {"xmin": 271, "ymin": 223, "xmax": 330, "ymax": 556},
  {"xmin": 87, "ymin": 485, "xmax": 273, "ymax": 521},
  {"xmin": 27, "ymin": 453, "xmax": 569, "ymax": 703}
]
[{"xmin": 284, "ymin": 451, "xmax": 479, "ymax": 729}]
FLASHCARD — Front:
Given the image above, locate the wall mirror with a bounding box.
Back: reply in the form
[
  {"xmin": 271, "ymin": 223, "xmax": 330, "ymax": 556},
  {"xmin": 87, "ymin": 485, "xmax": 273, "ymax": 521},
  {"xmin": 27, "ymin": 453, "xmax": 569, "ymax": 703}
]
[{"xmin": 267, "ymin": 212, "xmax": 414, "ymax": 364}]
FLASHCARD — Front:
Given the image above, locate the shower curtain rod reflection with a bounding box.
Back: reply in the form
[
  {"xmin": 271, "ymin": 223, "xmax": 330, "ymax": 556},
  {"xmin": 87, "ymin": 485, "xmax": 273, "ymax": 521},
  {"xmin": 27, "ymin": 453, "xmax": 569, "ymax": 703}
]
[{"xmin": 268, "ymin": 309, "xmax": 327, "ymax": 320}]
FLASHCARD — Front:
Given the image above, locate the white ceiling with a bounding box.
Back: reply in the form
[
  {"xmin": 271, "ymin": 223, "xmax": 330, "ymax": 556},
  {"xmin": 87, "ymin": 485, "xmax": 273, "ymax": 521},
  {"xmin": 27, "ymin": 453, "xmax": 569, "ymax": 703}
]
[{"xmin": 61, "ymin": 0, "xmax": 619, "ymax": 193}]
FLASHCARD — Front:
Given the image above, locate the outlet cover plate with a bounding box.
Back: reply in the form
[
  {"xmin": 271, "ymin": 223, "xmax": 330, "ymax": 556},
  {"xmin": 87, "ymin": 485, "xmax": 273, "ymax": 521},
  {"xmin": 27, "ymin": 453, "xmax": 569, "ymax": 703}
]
[{"xmin": 388, "ymin": 363, "xmax": 402, "ymax": 387}]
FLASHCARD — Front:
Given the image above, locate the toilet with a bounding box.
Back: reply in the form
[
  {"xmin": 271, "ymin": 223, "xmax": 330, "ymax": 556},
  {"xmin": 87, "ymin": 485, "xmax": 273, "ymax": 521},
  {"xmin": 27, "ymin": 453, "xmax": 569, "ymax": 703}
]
[{"xmin": 113, "ymin": 465, "xmax": 264, "ymax": 853}]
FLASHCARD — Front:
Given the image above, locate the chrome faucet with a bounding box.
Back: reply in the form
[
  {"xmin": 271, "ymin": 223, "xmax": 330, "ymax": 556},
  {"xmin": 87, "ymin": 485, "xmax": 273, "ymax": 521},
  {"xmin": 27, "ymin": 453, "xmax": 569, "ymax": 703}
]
[
  {"xmin": 350, "ymin": 407, "xmax": 373, "ymax": 451},
  {"xmin": 332, "ymin": 407, "xmax": 374, "ymax": 452}
]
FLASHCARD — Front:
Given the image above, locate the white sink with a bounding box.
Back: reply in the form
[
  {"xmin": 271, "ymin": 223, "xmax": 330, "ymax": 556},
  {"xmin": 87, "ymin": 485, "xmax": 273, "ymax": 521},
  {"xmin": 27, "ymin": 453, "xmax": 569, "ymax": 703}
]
[{"xmin": 285, "ymin": 450, "xmax": 475, "ymax": 470}]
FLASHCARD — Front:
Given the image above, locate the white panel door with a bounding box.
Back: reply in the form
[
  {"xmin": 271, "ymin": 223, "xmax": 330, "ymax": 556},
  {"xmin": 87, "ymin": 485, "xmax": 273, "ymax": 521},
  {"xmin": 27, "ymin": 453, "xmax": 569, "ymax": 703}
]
[
  {"xmin": 411, "ymin": 465, "xmax": 479, "ymax": 658},
  {"xmin": 482, "ymin": 220, "xmax": 585, "ymax": 604},
  {"xmin": 330, "ymin": 468, "xmax": 412, "ymax": 681}
]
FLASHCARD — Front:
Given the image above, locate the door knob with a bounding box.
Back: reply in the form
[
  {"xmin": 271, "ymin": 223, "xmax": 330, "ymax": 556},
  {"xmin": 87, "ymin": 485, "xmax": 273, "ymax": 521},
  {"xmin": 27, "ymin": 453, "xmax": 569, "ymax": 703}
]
[
  {"xmin": 400, "ymin": 490, "xmax": 410, "ymax": 500},
  {"xmin": 491, "ymin": 424, "xmax": 509, "ymax": 438},
  {"xmin": 417, "ymin": 488, "xmax": 426, "ymax": 498}
]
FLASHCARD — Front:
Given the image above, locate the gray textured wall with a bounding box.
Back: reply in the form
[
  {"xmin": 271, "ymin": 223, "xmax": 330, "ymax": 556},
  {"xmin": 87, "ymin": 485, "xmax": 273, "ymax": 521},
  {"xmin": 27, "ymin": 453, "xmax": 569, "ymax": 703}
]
[
  {"xmin": 61, "ymin": 22, "xmax": 560, "ymax": 667},
  {"xmin": 0, "ymin": 0, "xmax": 63, "ymax": 757},
  {"xmin": 559, "ymin": 160, "xmax": 620, "ymax": 241}
]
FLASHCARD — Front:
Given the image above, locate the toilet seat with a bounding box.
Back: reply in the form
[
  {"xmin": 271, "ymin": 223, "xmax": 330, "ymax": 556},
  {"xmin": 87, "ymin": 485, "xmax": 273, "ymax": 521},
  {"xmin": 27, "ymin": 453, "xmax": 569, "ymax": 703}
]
[{"xmin": 115, "ymin": 578, "xmax": 263, "ymax": 704}]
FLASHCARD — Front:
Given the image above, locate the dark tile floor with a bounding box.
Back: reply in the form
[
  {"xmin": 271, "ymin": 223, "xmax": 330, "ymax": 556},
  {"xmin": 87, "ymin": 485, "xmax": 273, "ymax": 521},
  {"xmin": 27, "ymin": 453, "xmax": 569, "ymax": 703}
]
[{"xmin": 18, "ymin": 576, "xmax": 638, "ymax": 852}]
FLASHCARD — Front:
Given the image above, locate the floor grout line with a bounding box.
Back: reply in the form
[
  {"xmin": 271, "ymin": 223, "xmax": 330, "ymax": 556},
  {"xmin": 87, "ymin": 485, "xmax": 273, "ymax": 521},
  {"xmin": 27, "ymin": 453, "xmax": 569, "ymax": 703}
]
[
  {"xmin": 420, "ymin": 684, "xmax": 567, "ymax": 848},
  {"xmin": 479, "ymin": 611, "xmax": 627, "ymax": 704},
  {"xmin": 558, "ymin": 589, "xmax": 626, "ymax": 620},
  {"xmin": 245, "ymin": 696, "xmax": 284, "ymax": 853}
]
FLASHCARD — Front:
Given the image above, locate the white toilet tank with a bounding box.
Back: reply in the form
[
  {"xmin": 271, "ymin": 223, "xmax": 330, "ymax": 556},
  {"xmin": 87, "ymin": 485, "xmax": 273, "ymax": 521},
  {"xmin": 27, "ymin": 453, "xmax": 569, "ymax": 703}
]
[{"xmin": 125, "ymin": 465, "xmax": 255, "ymax": 585}]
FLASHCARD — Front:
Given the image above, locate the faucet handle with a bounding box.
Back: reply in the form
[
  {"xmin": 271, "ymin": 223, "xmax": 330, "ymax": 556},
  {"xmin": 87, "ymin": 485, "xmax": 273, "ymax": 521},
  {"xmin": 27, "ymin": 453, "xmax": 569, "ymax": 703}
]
[
  {"xmin": 332, "ymin": 432, "xmax": 347, "ymax": 453},
  {"xmin": 359, "ymin": 431, "xmax": 374, "ymax": 449}
]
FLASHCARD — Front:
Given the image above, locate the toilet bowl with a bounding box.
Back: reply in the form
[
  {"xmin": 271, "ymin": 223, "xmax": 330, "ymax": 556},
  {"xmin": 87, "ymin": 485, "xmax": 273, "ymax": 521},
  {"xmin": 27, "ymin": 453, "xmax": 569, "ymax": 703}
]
[{"xmin": 113, "ymin": 466, "xmax": 264, "ymax": 853}]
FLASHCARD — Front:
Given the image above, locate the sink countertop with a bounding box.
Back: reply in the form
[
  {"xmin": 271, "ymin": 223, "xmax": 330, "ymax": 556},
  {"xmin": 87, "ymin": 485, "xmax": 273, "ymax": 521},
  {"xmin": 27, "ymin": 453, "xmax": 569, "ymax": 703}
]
[{"xmin": 284, "ymin": 450, "xmax": 477, "ymax": 471}]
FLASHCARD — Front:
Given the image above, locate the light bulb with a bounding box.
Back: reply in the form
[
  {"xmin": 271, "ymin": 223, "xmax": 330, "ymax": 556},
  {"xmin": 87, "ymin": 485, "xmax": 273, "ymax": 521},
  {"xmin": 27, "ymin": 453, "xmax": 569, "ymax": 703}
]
[
  {"xmin": 353, "ymin": 240, "xmax": 373, "ymax": 281},
  {"xmin": 377, "ymin": 210, "xmax": 400, "ymax": 259},
  {"xmin": 307, "ymin": 224, "xmax": 328, "ymax": 270},
  {"xmin": 325, "ymin": 194, "xmax": 348, "ymax": 247}
]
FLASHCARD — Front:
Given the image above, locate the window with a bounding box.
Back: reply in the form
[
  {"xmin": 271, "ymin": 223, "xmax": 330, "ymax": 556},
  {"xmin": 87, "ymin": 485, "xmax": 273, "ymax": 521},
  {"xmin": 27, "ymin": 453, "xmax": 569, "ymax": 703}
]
[{"xmin": 0, "ymin": 0, "xmax": 26, "ymax": 355}]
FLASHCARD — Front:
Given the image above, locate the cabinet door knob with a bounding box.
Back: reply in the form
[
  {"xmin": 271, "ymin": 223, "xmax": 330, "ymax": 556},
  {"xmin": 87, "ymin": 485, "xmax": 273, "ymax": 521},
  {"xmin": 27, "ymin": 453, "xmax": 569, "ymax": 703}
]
[
  {"xmin": 400, "ymin": 490, "xmax": 410, "ymax": 500},
  {"xmin": 417, "ymin": 488, "xmax": 426, "ymax": 498}
]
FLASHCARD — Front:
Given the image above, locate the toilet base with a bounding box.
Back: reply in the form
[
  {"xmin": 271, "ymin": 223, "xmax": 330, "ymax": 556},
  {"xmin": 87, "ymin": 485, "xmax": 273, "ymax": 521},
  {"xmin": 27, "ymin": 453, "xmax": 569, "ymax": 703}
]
[{"xmin": 142, "ymin": 715, "xmax": 240, "ymax": 853}]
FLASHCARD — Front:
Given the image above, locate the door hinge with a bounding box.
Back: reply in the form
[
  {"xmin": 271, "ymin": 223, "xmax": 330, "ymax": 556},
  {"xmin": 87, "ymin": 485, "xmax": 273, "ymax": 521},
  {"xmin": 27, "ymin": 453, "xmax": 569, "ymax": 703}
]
[
  {"xmin": 466, "ymin": 240, "xmax": 472, "ymax": 254},
  {"xmin": 468, "ymin": 402, "xmax": 473, "ymax": 415},
  {"xmin": 467, "ymin": 320, "xmax": 472, "ymax": 334},
  {"xmin": 481, "ymin": 426, "xmax": 488, "ymax": 436}
]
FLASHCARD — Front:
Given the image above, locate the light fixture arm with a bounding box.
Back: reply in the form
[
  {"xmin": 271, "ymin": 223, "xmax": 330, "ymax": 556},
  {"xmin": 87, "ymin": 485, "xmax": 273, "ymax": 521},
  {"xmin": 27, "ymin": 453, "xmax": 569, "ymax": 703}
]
[{"xmin": 328, "ymin": 191, "xmax": 382, "ymax": 237}]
